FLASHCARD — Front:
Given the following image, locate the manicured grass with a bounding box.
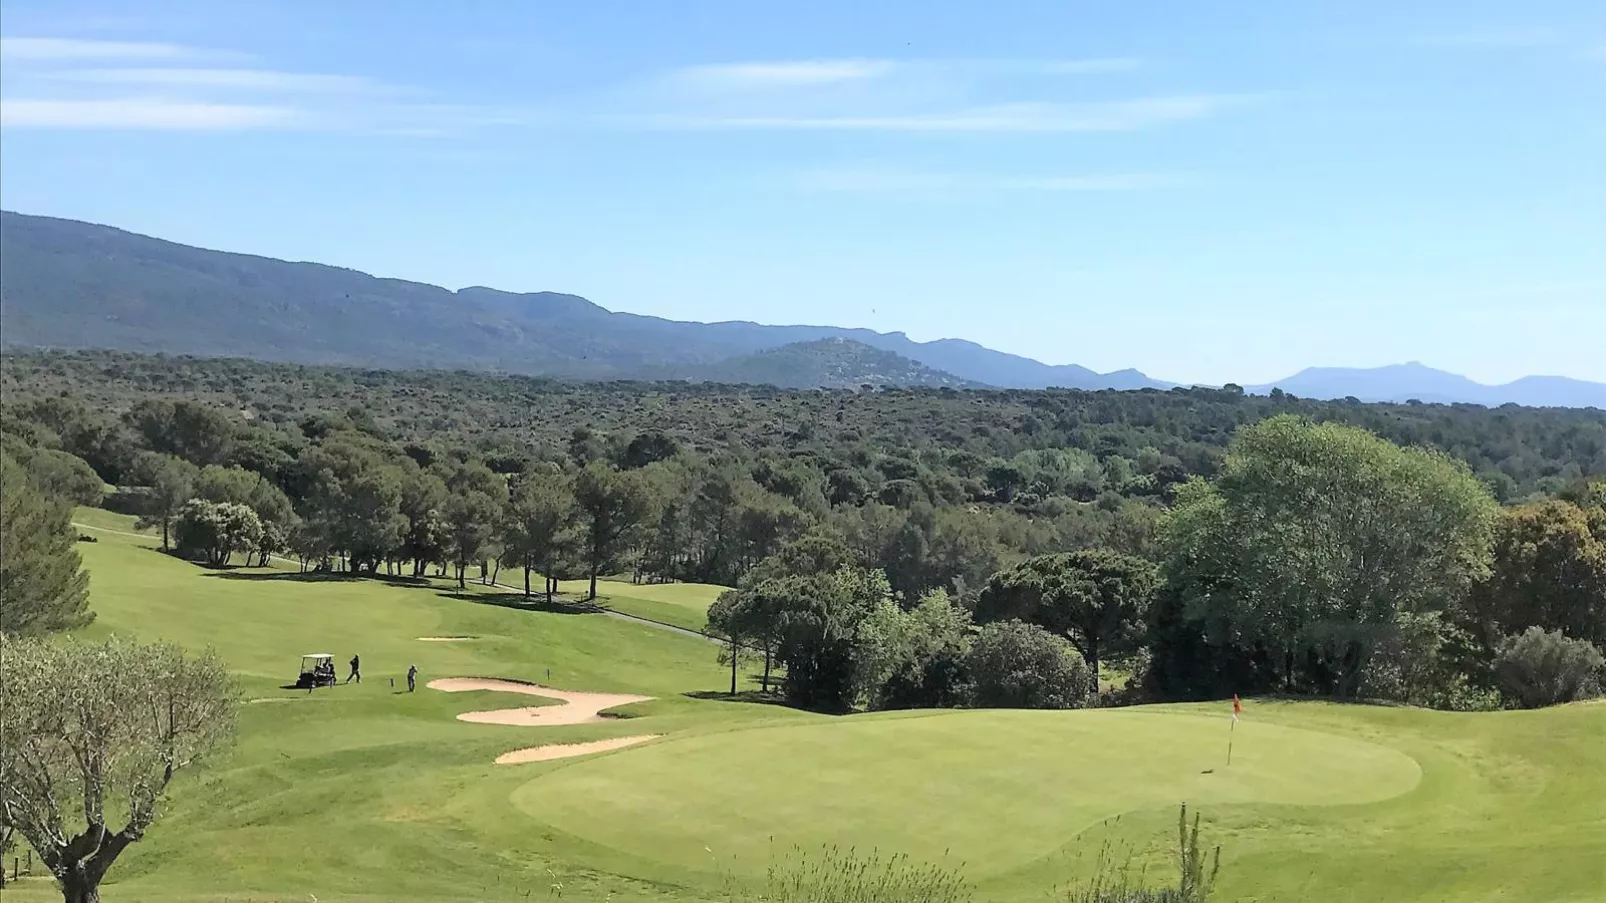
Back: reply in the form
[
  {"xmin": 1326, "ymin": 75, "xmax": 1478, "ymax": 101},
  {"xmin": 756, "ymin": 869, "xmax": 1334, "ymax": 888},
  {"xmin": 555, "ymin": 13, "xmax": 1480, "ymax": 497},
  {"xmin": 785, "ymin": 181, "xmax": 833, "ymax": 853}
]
[
  {"xmin": 557, "ymin": 578, "xmax": 728, "ymax": 633},
  {"xmin": 14, "ymin": 518, "xmax": 1604, "ymax": 902}
]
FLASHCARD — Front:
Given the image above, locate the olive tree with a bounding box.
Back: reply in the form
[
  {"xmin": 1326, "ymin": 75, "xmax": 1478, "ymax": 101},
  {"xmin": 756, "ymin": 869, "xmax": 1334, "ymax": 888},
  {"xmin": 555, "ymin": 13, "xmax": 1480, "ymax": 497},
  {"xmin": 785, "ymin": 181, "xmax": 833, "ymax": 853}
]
[{"xmin": 0, "ymin": 635, "xmax": 237, "ymax": 903}]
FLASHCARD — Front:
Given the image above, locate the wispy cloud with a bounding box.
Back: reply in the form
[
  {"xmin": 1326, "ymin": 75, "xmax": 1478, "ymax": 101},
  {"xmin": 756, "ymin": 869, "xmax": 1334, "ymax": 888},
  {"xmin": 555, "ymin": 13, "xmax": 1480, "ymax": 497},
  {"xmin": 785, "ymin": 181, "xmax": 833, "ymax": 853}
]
[
  {"xmin": 603, "ymin": 57, "xmax": 1247, "ymax": 134},
  {"xmin": 0, "ymin": 36, "xmax": 240, "ymax": 61},
  {"xmin": 38, "ymin": 67, "xmax": 397, "ymax": 94},
  {"xmin": 670, "ymin": 59, "xmax": 899, "ymax": 89},
  {"xmin": 0, "ymin": 97, "xmax": 295, "ymax": 129},
  {"xmin": 796, "ymin": 167, "xmax": 1181, "ymax": 196},
  {"xmin": 0, "ymin": 33, "xmax": 514, "ymax": 133},
  {"xmin": 621, "ymin": 95, "xmax": 1250, "ymax": 133}
]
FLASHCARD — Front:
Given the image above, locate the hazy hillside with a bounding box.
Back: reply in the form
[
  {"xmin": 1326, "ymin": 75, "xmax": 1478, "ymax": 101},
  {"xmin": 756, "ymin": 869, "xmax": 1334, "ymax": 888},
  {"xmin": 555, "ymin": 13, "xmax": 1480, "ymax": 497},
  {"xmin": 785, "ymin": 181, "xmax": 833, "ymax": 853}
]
[
  {"xmin": 0, "ymin": 211, "xmax": 1162, "ymax": 390},
  {"xmin": 1253, "ymin": 363, "xmax": 1606, "ymax": 408},
  {"xmin": 649, "ymin": 338, "xmax": 981, "ymax": 389},
  {"xmin": 3, "ymin": 211, "xmax": 1601, "ymax": 405}
]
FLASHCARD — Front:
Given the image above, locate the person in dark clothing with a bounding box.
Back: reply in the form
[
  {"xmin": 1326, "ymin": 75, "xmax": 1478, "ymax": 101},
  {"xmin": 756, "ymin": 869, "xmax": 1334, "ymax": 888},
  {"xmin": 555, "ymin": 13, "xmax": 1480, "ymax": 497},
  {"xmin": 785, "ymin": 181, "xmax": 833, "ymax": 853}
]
[
  {"xmin": 407, "ymin": 664, "xmax": 418, "ymax": 692},
  {"xmin": 346, "ymin": 653, "xmax": 361, "ymax": 684}
]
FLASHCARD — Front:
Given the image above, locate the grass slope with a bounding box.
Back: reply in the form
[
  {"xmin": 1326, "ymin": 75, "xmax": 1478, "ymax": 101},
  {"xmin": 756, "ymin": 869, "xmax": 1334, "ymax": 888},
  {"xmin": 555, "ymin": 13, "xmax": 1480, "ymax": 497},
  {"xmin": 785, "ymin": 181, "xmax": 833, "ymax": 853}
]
[
  {"xmin": 557, "ymin": 579, "xmax": 727, "ymax": 633},
  {"xmin": 10, "ymin": 520, "xmax": 1604, "ymax": 902}
]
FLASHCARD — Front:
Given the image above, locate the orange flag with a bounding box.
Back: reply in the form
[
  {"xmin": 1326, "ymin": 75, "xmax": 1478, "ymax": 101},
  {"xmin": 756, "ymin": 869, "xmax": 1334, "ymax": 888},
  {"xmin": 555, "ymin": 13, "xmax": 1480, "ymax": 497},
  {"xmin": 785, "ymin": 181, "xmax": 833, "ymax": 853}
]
[{"xmin": 1232, "ymin": 694, "xmax": 1242, "ymax": 721}]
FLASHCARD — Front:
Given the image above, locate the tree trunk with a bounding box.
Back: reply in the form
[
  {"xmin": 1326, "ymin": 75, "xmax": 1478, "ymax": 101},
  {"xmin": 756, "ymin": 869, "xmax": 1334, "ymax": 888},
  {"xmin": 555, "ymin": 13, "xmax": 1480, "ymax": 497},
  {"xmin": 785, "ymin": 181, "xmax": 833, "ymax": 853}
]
[
  {"xmin": 762, "ymin": 645, "xmax": 772, "ymax": 693},
  {"xmin": 1087, "ymin": 641, "xmax": 1100, "ymax": 696},
  {"xmin": 456, "ymin": 563, "xmax": 466, "ymax": 589},
  {"xmin": 729, "ymin": 639, "xmax": 739, "ymax": 696},
  {"xmin": 61, "ymin": 870, "xmax": 102, "ymax": 903},
  {"xmin": 523, "ymin": 565, "xmax": 532, "ymax": 598},
  {"xmin": 546, "ymin": 573, "xmax": 555, "ymax": 606},
  {"xmin": 161, "ymin": 515, "xmax": 170, "ymax": 551},
  {"xmin": 490, "ymin": 559, "xmax": 501, "ymax": 586},
  {"xmin": 589, "ymin": 566, "xmax": 599, "ymax": 601}
]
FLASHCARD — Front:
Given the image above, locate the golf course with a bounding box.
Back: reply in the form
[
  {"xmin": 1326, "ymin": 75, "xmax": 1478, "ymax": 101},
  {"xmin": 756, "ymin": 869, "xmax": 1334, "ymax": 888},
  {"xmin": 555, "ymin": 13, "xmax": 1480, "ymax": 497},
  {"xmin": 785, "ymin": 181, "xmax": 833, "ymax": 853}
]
[{"xmin": 4, "ymin": 513, "xmax": 1600, "ymax": 903}]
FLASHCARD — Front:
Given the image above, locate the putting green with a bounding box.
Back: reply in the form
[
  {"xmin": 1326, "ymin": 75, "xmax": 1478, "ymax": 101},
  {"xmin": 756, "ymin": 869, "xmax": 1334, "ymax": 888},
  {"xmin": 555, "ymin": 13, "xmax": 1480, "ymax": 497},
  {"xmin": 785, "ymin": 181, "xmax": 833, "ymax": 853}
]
[{"xmin": 512, "ymin": 707, "xmax": 1421, "ymax": 881}]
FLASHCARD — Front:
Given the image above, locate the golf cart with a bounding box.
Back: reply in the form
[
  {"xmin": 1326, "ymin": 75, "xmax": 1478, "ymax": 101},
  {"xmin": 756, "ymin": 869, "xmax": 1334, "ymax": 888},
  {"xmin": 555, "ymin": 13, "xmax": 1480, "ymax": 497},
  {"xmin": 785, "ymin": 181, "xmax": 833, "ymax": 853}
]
[{"xmin": 296, "ymin": 653, "xmax": 338, "ymax": 689}]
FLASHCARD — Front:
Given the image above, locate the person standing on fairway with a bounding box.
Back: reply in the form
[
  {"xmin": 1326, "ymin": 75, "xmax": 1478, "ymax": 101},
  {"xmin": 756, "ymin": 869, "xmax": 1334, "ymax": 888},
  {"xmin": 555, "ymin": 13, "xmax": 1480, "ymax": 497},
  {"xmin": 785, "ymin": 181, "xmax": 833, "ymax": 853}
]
[
  {"xmin": 407, "ymin": 663, "xmax": 418, "ymax": 692},
  {"xmin": 346, "ymin": 653, "xmax": 361, "ymax": 684}
]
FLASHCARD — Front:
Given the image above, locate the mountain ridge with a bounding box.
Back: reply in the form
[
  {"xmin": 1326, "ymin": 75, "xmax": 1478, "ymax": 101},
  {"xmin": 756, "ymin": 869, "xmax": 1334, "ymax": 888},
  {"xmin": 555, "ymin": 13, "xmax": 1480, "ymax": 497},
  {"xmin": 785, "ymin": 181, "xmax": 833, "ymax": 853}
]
[{"xmin": 1, "ymin": 210, "xmax": 1601, "ymax": 407}]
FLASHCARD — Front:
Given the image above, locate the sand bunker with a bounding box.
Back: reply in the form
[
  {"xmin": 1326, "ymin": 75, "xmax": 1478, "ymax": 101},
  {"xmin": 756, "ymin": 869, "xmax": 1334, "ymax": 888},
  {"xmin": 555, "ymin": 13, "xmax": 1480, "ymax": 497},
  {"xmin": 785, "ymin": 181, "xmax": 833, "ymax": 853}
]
[
  {"xmin": 495, "ymin": 734, "xmax": 661, "ymax": 765},
  {"xmin": 416, "ymin": 636, "xmax": 475, "ymax": 642},
  {"xmin": 427, "ymin": 677, "xmax": 653, "ymax": 726}
]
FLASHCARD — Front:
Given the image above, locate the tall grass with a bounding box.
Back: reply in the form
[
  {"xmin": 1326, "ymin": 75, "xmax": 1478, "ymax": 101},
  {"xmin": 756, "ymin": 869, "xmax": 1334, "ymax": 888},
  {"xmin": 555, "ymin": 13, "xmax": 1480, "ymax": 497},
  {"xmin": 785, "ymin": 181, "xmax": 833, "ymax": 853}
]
[
  {"xmin": 1063, "ymin": 805, "xmax": 1221, "ymax": 903},
  {"xmin": 718, "ymin": 805, "xmax": 1219, "ymax": 903},
  {"xmin": 720, "ymin": 843, "xmax": 971, "ymax": 903}
]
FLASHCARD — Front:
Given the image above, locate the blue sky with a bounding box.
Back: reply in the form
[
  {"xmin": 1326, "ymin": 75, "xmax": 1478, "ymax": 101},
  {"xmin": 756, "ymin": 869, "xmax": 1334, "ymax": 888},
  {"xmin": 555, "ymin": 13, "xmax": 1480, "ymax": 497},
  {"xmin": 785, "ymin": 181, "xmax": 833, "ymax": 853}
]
[{"xmin": 2, "ymin": 1, "xmax": 1603, "ymax": 385}]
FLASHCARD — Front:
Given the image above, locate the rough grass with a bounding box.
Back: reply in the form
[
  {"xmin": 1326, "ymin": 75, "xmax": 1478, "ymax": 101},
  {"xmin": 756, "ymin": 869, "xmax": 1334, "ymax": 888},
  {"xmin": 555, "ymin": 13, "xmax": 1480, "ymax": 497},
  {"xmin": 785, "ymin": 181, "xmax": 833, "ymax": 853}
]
[{"xmin": 9, "ymin": 519, "xmax": 1603, "ymax": 903}]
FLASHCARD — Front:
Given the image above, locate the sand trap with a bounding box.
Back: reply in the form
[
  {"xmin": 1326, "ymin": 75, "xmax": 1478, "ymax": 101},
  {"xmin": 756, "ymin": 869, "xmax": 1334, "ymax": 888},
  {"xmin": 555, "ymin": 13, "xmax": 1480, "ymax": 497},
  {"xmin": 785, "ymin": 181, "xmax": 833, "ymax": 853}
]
[
  {"xmin": 416, "ymin": 636, "xmax": 475, "ymax": 642},
  {"xmin": 495, "ymin": 734, "xmax": 661, "ymax": 765},
  {"xmin": 427, "ymin": 677, "xmax": 653, "ymax": 726}
]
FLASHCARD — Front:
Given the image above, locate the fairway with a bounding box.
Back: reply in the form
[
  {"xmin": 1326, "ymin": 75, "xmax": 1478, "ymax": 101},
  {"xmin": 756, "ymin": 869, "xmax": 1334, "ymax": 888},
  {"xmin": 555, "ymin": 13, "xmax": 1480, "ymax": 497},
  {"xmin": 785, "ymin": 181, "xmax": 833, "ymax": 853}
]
[
  {"xmin": 557, "ymin": 578, "xmax": 727, "ymax": 632},
  {"xmin": 10, "ymin": 522, "xmax": 1604, "ymax": 903}
]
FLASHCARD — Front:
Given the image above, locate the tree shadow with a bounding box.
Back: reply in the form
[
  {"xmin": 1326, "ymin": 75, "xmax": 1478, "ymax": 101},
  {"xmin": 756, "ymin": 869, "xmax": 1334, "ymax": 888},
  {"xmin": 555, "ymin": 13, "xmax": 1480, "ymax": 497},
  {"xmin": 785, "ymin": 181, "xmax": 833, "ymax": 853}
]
[
  {"xmin": 201, "ymin": 571, "xmax": 440, "ymax": 591},
  {"xmin": 437, "ymin": 589, "xmax": 605, "ymax": 616},
  {"xmin": 683, "ymin": 689, "xmax": 798, "ymax": 709}
]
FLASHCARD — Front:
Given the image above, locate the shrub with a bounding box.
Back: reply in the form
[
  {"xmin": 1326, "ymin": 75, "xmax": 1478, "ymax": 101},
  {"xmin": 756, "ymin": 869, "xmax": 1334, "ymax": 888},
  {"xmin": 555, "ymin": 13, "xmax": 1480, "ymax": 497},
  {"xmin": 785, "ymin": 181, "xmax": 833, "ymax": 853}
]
[
  {"xmin": 1495, "ymin": 627, "xmax": 1605, "ymax": 709},
  {"xmin": 966, "ymin": 620, "xmax": 1092, "ymax": 709}
]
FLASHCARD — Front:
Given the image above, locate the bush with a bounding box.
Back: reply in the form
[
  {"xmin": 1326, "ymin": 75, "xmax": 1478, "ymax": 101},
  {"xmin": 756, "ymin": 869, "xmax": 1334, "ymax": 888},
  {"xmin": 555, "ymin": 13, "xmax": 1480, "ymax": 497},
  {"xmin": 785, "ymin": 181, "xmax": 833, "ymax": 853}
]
[
  {"xmin": 966, "ymin": 620, "xmax": 1092, "ymax": 709},
  {"xmin": 1063, "ymin": 805, "xmax": 1220, "ymax": 903},
  {"xmin": 1495, "ymin": 627, "xmax": 1604, "ymax": 709}
]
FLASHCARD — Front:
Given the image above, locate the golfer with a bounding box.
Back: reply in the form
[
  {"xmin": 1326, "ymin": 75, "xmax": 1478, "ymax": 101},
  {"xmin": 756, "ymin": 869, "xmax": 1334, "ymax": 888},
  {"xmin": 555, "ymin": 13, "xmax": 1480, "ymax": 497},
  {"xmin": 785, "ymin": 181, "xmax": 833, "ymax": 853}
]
[
  {"xmin": 346, "ymin": 653, "xmax": 361, "ymax": 684},
  {"xmin": 407, "ymin": 664, "xmax": 418, "ymax": 693}
]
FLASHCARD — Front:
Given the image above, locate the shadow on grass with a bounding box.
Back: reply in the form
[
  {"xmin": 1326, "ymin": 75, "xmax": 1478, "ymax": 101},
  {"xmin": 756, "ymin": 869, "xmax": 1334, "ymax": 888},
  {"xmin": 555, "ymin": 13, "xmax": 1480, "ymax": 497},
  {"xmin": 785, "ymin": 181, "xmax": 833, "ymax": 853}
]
[
  {"xmin": 201, "ymin": 571, "xmax": 440, "ymax": 590},
  {"xmin": 435, "ymin": 589, "xmax": 605, "ymax": 616},
  {"xmin": 684, "ymin": 689, "xmax": 797, "ymax": 709}
]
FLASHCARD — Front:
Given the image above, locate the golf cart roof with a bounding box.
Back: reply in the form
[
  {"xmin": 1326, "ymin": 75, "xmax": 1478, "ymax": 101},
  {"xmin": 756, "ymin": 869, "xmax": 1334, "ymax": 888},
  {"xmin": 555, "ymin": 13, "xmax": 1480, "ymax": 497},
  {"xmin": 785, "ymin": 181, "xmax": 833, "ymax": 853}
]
[{"xmin": 302, "ymin": 653, "xmax": 333, "ymax": 659}]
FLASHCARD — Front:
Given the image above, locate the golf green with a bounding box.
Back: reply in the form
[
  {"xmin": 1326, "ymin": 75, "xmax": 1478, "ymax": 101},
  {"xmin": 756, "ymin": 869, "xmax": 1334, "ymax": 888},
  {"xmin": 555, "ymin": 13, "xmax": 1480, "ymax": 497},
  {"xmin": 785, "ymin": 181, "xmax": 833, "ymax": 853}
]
[{"xmin": 513, "ymin": 708, "xmax": 1421, "ymax": 881}]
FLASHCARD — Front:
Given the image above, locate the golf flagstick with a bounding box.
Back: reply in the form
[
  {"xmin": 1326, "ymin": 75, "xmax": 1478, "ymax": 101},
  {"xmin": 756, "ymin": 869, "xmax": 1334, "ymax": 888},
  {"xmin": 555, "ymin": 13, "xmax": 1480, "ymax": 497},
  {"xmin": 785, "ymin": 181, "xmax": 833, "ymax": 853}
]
[{"xmin": 1227, "ymin": 694, "xmax": 1242, "ymax": 766}]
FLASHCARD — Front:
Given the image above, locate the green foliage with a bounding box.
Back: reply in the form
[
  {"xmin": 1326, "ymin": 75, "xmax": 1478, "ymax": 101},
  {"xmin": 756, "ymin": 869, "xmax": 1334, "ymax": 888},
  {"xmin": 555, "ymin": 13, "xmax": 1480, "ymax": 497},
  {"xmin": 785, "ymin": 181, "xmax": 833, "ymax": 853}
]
[
  {"xmin": 174, "ymin": 498, "xmax": 264, "ymax": 567},
  {"xmin": 1494, "ymin": 627, "xmax": 1605, "ymax": 709},
  {"xmin": 500, "ymin": 472, "xmax": 575, "ymax": 598},
  {"xmin": 0, "ymin": 452, "xmax": 93, "ymax": 634},
  {"xmin": 854, "ymin": 588, "xmax": 973, "ymax": 710},
  {"xmin": 1470, "ymin": 500, "xmax": 1606, "ymax": 649},
  {"xmin": 966, "ymin": 620, "xmax": 1092, "ymax": 709},
  {"xmin": 1156, "ymin": 416, "xmax": 1499, "ymax": 698},
  {"xmin": 573, "ymin": 461, "xmax": 655, "ymax": 597},
  {"xmin": 765, "ymin": 568, "xmax": 890, "ymax": 711},
  {"xmin": 23, "ymin": 447, "xmax": 105, "ymax": 506},
  {"xmin": 129, "ymin": 451, "xmax": 198, "ymax": 550},
  {"xmin": 976, "ymin": 550, "xmax": 1158, "ymax": 687}
]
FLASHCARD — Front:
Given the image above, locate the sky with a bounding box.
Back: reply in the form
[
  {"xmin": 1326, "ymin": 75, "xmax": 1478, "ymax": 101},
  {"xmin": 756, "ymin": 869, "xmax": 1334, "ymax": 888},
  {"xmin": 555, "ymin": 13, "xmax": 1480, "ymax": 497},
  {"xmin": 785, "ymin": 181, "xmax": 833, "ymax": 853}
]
[{"xmin": 1, "ymin": 1, "xmax": 1603, "ymax": 386}]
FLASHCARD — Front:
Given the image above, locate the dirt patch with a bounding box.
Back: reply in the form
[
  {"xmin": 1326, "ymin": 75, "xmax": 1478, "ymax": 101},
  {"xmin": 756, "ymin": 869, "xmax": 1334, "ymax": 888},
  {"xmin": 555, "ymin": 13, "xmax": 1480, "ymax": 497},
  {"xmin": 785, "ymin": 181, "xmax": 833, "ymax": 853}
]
[
  {"xmin": 427, "ymin": 677, "xmax": 653, "ymax": 726},
  {"xmin": 416, "ymin": 636, "xmax": 476, "ymax": 642},
  {"xmin": 495, "ymin": 734, "xmax": 662, "ymax": 765}
]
